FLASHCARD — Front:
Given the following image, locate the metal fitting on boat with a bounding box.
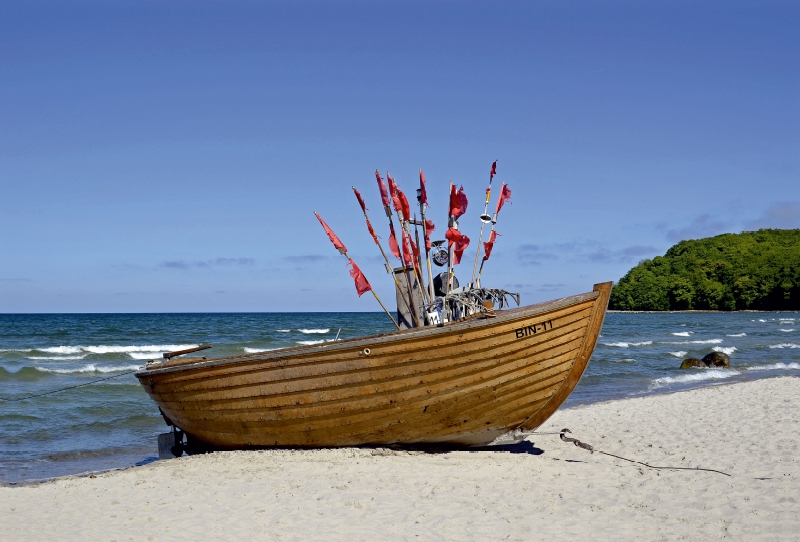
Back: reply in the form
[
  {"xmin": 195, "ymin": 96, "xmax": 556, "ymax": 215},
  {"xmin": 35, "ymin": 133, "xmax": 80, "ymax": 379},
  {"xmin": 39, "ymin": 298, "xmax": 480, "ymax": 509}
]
[{"xmin": 359, "ymin": 348, "xmax": 371, "ymax": 356}]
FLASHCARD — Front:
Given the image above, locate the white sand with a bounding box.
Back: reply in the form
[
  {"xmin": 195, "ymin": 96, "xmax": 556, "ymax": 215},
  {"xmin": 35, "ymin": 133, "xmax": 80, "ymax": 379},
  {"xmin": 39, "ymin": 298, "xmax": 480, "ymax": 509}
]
[{"xmin": 3, "ymin": 377, "xmax": 798, "ymax": 541}]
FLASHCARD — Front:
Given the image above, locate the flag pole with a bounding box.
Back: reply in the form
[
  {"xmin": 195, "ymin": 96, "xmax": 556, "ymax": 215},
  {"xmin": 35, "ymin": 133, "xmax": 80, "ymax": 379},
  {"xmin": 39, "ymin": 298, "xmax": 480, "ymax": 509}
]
[
  {"xmin": 341, "ymin": 250, "xmax": 400, "ymax": 330},
  {"xmin": 418, "ymin": 169, "xmax": 436, "ymax": 302},
  {"xmin": 381, "ymin": 171, "xmax": 421, "ymax": 328},
  {"xmin": 352, "ymin": 186, "xmax": 416, "ymax": 322},
  {"xmin": 470, "ymin": 161, "xmax": 496, "ymax": 288},
  {"xmin": 477, "ymin": 182, "xmax": 511, "ymax": 284},
  {"xmin": 314, "ymin": 211, "xmax": 400, "ymax": 330}
]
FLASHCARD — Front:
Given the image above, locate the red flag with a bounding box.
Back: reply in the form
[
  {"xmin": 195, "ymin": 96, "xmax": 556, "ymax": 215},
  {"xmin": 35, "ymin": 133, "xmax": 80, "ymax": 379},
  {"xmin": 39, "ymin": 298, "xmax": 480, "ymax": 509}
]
[
  {"xmin": 353, "ymin": 188, "xmax": 380, "ymax": 245},
  {"xmin": 375, "ymin": 170, "xmax": 391, "ymax": 208},
  {"xmin": 387, "ymin": 174, "xmax": 402, "ymax": 213},
  {"xmin": 409, "ymin": 235, "xmax": 422, "ymax": 272},
  {"xmin": 490, "ymin": 160, "xmax": 497, "ymax": 181},
  {"xmin": 494, "ymin": 183, "xmax": 512, "ymax": 215},
  {"xmin": 449, "ymin": 185, "xmax": 468, "ymax": 219},
  {"xmin": 353, "ymin": 187, "xmax": 368, "ymax": 212},
  {"xmin": 397, "ymin": 188, "xmax": 411, "ymax": 222},
  {"xmin": 315, "ymin": 212, "xmax": 347, "ymax": 255},
  {"xmin": 388, "ymin": 222, "xmax": 401, "ymax": 260},
  {"xmin": 445, "ymin": 227, "xmax": 470, "ymax": 265},
  {"xmin": 419, "ymin": 169, "xmax": 428, "ymax": 205},
  {"xmin": 483, "ymin": 230, "xmax": 500, "ymax": 261},
  {"xmin": 401, "ymin": 230, "xmax": 414, "ymax": 267},
  {"xmin": 347, "ymin": 259, "xmax": 372, "ymax": 297},
  {"xmin": 424, "ymin": 219, "xmax": 435, "ymax": 251}
]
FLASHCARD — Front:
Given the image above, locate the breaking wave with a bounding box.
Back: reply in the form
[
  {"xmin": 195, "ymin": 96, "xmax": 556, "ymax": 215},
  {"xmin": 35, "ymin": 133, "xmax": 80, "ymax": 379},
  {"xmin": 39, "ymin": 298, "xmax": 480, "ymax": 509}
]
[
  {"xmin": 243, "ymin": 347, "xmax": 278, "ymax": 353},
  {"xmin": 35, "ymin": 364, "xmax": 141, "ymax": 374},
  {"xmin": 666, "ymin": 339, "xmax": 724, "ymax": 345},
  {"xmin": 298, "ymin": 329, "xmax": 330, "ymax": 334},
  {"xmin": 671, "ymin": 331, "xmax": 692, "ymax": 337},
  {"xmin": 745, "ymin": 362, "xmax": 800, "ymax": 371},
  {"xmin": 668, "ymin": 351, "xmax": 688, "ymax": 358},
  {"xmin": 276, "ymin": 329, "xmax": 290, "ymax": 333},
  {"xmin": 726, "ymin": 333, "xmax": 746, "ymax": 337},
  {"xmin": 712, "ymin": 346, "xmax": 737, "ymax": 355},
  {"xmin": 780, "ymin": 329, "xmax": 795, "ymax": 332},
  {"xmin": 601, "ymin": 341, "xmax": 652, "ymax": 348},
  {"xmin": 649, "ymin": 369, "xmax": 740, "ymax": 390}
]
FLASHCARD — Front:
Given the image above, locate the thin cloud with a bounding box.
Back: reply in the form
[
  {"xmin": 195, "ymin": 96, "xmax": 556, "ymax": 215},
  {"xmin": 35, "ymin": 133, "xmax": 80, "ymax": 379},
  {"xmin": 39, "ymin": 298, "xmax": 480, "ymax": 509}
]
[
  {"xmin": 519, "ymin": 242, "xmax": 658, "ymax": 266},
  {"xmin": 161, "ymin": 257, "xmax": 255, "ymax": 269},
  {"xmin": 283, "ymin": 255, "xmax": 328, "ymax": 264},
  {"xmin": 744, "ymin": 202, "xmax": 800, "ymax": 230},
  {"xmin": 666, "ymin": 215, "xmax": 730, "ymax": 242}
]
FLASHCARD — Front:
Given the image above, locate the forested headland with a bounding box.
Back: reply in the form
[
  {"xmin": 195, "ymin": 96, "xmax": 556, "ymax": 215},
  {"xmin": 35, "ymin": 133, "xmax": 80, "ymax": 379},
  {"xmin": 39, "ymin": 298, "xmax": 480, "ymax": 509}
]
[{"xmin": 609, "ymin": 229, "xmax": 800, "ymax": 311}]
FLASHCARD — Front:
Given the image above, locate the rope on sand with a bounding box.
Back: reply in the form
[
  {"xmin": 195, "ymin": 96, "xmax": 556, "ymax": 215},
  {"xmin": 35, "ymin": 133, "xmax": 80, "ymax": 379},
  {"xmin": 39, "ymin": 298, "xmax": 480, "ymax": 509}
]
[{"xmin": 558, "ymin": 428, "xmax": 731, "ymax": 477}]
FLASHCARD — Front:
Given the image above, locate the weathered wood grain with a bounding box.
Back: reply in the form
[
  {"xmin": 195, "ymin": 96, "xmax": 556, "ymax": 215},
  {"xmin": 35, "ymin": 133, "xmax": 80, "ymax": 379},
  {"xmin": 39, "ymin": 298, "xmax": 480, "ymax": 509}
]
[{"xmin": 136, "ymin": 282, "xmax": 611, "ymax": 447}]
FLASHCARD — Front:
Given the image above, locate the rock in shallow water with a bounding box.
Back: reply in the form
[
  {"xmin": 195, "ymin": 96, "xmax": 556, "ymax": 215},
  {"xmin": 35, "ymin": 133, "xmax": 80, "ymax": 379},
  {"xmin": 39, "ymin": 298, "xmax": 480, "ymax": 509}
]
[
  {"xmin": 703, "ymin": 351, "xmax": 731, "ymax": 368},
  {"xmin": 680, "ymin": 358, "xmax": 708, "ymax": 369}
]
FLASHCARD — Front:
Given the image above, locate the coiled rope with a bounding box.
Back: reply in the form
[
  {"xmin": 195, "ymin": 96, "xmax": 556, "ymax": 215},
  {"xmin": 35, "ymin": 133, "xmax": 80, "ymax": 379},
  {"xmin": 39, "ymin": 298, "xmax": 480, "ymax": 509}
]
[{"xmin": 0, "ymin": 370, "xmax": 138, "ymax": 403}]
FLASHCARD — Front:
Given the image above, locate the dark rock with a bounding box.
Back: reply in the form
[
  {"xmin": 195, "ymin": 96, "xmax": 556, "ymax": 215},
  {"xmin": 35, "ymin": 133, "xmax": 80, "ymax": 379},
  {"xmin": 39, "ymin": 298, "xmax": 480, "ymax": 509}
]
[
  {"xmin": 680, "ymin": 358, "xmax": 708, "ymax": 369},
  {"xmin": 702, "ymin": 351, "xmax": 731, "ymax": 368}
]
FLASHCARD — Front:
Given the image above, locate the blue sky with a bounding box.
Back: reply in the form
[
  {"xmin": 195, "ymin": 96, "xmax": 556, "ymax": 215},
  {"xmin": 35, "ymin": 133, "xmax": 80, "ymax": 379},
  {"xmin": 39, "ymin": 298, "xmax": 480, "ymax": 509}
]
[{"xmin": 1, "ymin": 0, "xmax": 798, "ymax": 312}]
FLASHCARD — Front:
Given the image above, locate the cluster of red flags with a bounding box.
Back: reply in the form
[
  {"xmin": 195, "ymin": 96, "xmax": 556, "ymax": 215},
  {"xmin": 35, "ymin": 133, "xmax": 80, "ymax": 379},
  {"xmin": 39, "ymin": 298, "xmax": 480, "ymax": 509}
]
[
  {"xmin": 317, "ymin": 161, "xmax": 511, "ymax": 300},
  {"xmin": 315, "ymin": 212, "xmax": 372, "ymax": 297}
]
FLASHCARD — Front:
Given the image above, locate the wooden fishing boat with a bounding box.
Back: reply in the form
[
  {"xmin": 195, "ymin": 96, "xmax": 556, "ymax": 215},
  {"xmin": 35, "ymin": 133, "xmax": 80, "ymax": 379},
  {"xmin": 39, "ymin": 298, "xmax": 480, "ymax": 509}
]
[{"xmin": 135, "ymin": 282, "xmax": 611, "ymax": 450}]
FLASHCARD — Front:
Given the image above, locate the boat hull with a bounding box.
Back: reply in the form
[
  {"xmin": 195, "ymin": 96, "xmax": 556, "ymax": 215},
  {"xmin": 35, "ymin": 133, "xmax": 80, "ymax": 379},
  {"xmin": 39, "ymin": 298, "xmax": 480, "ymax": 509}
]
[{"xmin": 135, "ymin": 282, "xmax": 611, "ymax": 448}]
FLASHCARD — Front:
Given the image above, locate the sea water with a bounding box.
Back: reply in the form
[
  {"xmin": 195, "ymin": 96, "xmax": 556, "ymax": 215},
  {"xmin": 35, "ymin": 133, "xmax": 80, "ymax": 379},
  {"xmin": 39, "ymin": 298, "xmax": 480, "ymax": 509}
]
[{"xmin": 1, "ymin": 311, "xmax": 798, "ymax": 483}]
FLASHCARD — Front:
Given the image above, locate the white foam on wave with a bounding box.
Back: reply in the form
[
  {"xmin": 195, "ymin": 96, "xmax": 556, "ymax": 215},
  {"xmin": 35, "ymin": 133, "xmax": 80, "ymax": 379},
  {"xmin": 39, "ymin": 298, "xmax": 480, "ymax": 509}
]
[
  {"xmin": 745, "ymin": 362, "xmax": 800, "ymax": 371},
  {"xmin": 671, "ymin": 331, "xmax": 692, "ymax": 337},
  {"xmin": 297, "ymin": 340, "xmax": 326, "ymax": 345},
  {"xmin": 668, "ymin": 351, "xmax": 688, "ymax": 358},
  {"xmin": 780, "ymin": 329, "xmax": 795, "ymax": 332},
  {"xmin": 30, "ymin": 344, "xmax": 198, "ymax": 356},
  {"xmin": 28, "ymin": 355, "xmax": 88, "ymax": 361},
  {"xmin": 298, "ymin": 329, "xmax": 330, "ymax": 334},
  {"xmin": 243, "ymin": 347, "xmax": 279, "ymax": 353},
  {"xmin": 649, "ymin": 369, "xmax": 740, "ymax": 390},
  {"xmin": 713, "ymin": 346, "xmax": 737, "ymax": 355},
  {"xmin": 601, "ymin": 341, "xmax": 652, "ymax": 348},
  {"xmin": 769, "ymin": 343, "xmax": 800, "ymax": 349},
  {"xmin": 0, "ymin": 348, "xmax": 33, "ymax": 353},
  {"xmin": 276, "ymin": 329, "xmax": 290, "ymax": 333},
  {"xmin": 666, "ymin": 339, "xmax": 724, "ymax": 345},
  {"xmin": 35, "ymin": 364, "xmax": 141, "ymax": 374},
  {"xmin": 726, "ymin": 333, "xmax": 746, "ymax": 337}
]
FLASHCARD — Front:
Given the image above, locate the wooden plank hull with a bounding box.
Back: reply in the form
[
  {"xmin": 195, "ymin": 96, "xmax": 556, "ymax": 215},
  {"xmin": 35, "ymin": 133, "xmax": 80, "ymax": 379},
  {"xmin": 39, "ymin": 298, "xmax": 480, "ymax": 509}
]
[{"xmin": 135, "ymin": 282, "xmax": 611, "ymax": 448}]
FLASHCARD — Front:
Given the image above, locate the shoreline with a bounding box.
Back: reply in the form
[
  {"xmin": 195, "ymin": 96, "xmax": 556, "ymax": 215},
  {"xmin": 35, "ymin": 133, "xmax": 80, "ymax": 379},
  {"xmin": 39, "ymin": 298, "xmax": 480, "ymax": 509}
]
[{"xmin": 4, "ymin": 377, "xmax": 797, "ymax": 539}]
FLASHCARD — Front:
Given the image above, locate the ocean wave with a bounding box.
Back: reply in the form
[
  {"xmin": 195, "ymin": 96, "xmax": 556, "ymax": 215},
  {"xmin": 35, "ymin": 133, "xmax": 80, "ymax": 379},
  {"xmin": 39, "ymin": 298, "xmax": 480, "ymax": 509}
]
[
  {"xmin": 19, "ymin": 344, "xmax": 199, "ymax": 356},
  {"xmin": 28, "ymin": 355, "xmax": 88, "ymax": 361},
  {"xmin": 243, "ymin": 347, "xmax": 278, "ymax": 353},
  {"xmin": 35, "ymin": 364, "xmax": 141, "ymax": 374},
  {"xmin": 0, "ymin": 348, "xmax": 33, "ymax": 353},
  {"xmin": 769, "ymin": 343, "xmax": 800, "ymax": 349},
  {"xmin": 649, "ymin": 369, "xmax": 740, "ymax": 390},
  {"xmin": 712, "ymin": 346, "xmax": 737, "ymax": 355},
  {"xmin": 601, "ymin": 341, "xmax": 652, "ymax": 348},
  {"xmin": 296, "ymin": 339, "xmax": 336, "ymax": 345},
  {"xmin": 671, "ymin": 332, "xmax": 692, "ymax": 337},
  {"xmin": 298, "ymin": 329, "xmax": 330, "ymax": 334},
  {"xmin": 780, "ymin": 329, "xmax": 795, "ymax": 332},
  {"xmin": 726, "ymin": 333, "xmax": 746, "ymax": 337},
  {"xmin": 276, "ymin": 329, "xmax": 291, "ymax": 333},
  {"xmin": 666, "ymin": 339, "xmax": 724, "ymax": 345},
  {"xmin": 745, "ymin": 362, "xmax": 800, "ymax": 371},
  {"xmin": 668, "ymin": 351, "xmax": 687, "ymax": 358}
]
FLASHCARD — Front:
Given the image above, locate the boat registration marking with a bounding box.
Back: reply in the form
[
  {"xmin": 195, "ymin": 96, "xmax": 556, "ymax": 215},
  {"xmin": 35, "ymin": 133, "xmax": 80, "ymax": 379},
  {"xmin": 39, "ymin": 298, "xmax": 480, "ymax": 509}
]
[{"xmin": 514, "ymin": 320, "xmax": 554, "ymax": 339}]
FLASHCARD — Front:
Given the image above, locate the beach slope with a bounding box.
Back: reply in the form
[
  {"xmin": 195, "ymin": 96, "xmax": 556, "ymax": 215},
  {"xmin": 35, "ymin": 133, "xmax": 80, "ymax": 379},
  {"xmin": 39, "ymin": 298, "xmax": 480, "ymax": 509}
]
[{"xmin": 3, "ymin": 377, "xmax": 798, "ymax": 540}]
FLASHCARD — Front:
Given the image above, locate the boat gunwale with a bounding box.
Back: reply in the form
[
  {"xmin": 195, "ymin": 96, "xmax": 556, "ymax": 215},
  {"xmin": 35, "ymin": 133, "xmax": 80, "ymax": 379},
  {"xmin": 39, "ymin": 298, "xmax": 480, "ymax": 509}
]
[{"xmin": 135, "ymin": 289, "xmax": 600, "ymax": 378}]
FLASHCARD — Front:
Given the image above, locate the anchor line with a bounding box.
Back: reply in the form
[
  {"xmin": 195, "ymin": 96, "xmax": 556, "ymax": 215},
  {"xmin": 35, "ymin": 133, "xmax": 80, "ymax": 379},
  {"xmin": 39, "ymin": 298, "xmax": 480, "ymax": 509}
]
[{"xmin": 0, "ymin": 370, "xmax": 138, "ymax": 403}]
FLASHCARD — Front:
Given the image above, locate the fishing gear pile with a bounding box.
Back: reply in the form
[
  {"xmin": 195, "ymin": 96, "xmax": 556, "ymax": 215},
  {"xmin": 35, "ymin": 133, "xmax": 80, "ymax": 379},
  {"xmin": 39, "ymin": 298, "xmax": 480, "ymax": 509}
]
[{"xmin": 316, "ymin": 161, "xmax": 519, "ymax": 329}]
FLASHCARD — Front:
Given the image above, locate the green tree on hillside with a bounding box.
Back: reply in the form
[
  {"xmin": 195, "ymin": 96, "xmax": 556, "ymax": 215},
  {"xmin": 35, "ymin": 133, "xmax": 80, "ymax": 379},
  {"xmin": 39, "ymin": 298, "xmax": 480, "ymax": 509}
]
[{"xmin": 609, "ymin": 229, "xmax": 800, "ymax": 311}]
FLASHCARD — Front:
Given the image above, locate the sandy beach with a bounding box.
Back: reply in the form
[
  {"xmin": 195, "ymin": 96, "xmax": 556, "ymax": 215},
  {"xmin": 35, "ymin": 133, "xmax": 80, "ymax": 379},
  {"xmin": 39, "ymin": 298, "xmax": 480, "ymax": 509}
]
[{"xmin": 3, "ymin": 376, "xmax": 797, "ymax": 540}]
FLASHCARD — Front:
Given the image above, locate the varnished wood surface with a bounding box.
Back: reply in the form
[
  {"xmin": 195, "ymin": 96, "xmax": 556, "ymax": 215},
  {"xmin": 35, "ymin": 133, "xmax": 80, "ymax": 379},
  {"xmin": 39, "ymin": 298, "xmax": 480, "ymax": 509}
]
[{"xmin": 136, "ymin": 282, "xmax": 612, "ymax": 447}]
